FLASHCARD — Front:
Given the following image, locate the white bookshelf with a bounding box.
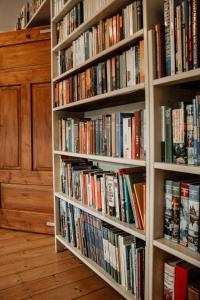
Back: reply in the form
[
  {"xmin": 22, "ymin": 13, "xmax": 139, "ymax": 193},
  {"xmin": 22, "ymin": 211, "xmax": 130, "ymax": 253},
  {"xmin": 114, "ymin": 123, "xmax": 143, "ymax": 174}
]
[
  {"xmin": 51, "ymin": 0, "xmax": 151, "ymax": 299},
  {"xmin": 56, "ymin": 234, "xmax": 134, "ymax": 300},
  {"xmin": 148, "ymin": 2, "xmax": 200, "ymax": 297},
  {"xmin": 25, "ymin": 0, "xmax": 50, "ymax": 28},
  {"xmin": 51, "ymin": 0, "xmax": 200, "ymax": 299}
]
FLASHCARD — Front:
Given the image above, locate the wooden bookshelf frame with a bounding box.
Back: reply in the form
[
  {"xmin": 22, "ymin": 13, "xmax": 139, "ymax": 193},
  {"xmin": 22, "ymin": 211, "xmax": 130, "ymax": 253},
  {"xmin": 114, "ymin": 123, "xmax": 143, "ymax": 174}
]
[{"xmin": 51, "ymin": 0, "xmax": 200, "ymax": 299}]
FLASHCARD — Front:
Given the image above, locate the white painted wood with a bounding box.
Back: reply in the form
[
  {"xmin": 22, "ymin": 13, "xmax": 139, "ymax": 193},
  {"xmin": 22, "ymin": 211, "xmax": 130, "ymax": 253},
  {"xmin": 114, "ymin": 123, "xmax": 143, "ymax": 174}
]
[
  {"xmin": 54, "ymin": 150, "xmax": 146, "ymax": 166},
  {"xmin": 56, "ymin": 234, "xmax": 134, "ymax": 300},
  {"xmin": 53, "ymin": 84, "xmax": 145, "ymax": 111},
  {"xmin": 154, "ymin": 238, "xmax": 200, "ymax": 268}
]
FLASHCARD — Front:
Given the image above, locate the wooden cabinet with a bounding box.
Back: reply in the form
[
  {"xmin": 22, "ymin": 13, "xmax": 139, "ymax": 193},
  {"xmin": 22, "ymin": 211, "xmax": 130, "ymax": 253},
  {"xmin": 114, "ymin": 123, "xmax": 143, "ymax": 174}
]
[{"xmin": 0, "ymin": 26, "xmax": 53, "ymax": 234}]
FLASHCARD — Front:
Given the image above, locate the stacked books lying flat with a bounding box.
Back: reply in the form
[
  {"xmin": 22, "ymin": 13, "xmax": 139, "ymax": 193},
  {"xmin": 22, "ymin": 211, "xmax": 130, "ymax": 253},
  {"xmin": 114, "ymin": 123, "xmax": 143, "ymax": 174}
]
[
  {"xmin": 54, "ymin": 0, "xmax": 68, "ymax": 16},
  {"xmin": 164, "ymin": 178, "xmax": 200, "ymax": 253},
  {"xmin": 161, "ymin": 98, "xmax": 200, "ymax": 165},
  {"xmin": 59, "ymin": 199, "xmax": 145, "ymax": 299},
  {"xmin": 56, "ymin": 1, "xmax": 84, "ymax": 44},
  {"xmin": 154, "ymin": 1, "xmax": 200, "ymax": 79},
  {"xmin": 55, "ymin": 42, "xmax": 145, "ymax": 106},
  {"xmin": 164, "ymin": 258, "xmax": 200, "ymax": 300},
  {"xmin": 58, "ymin": 1, "xmax": 143, "ymax": 75},
  {"xmin": 59, "ymin": 110, "xmax": 146, "ymax": 160},
  {"xmin": 60, "ymin": 158, "xmax": 146, "ymax": 229}
]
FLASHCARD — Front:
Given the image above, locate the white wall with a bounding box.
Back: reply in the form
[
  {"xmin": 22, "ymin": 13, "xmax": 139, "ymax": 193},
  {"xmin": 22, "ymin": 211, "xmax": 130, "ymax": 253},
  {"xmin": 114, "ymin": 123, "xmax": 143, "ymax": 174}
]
[{"xmin": 0, "ymin": 0, "xmax": 26, "ymax": 32}]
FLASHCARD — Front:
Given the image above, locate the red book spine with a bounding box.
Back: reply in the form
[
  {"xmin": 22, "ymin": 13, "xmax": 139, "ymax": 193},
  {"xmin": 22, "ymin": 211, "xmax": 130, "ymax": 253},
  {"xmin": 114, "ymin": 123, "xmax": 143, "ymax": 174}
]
[
  {"xmin": 132, "ymin": 116, "xmax": 136, "ymax": 159},
  {"xmin": 97, "ymin": 179, "xmax": 102, "ymax": 211},
  {"xmin": 175, "ymin": 265, "xmax": 188, "ymax": 300},
  {"xmin": 135, "ymin": 111, "xmax": 141, "ymax": 159}
]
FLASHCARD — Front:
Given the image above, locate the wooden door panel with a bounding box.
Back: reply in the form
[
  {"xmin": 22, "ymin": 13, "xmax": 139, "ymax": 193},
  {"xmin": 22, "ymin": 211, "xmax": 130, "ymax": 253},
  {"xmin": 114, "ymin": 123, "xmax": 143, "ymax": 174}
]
[
  {"xmin": 0, "ymin": 86, "xmax": 21, "ymax": 169},
  {"xmin": 0, "ymin": 209, "xmax": 53, "ymax": 234},
  {"xmin": 1, "ymin": 184, "xmax": 53, "ymax": 213},
  {"xmin": 32, "ymin": 83, "xmax": 52, "ymax": 171},
  {"xmin": 0, "ymin": 26, "xmax": 53, "ymax": 234},
  {"xmin": 0, "ymin": 40, "xmax": 51, "ymax": 71}
]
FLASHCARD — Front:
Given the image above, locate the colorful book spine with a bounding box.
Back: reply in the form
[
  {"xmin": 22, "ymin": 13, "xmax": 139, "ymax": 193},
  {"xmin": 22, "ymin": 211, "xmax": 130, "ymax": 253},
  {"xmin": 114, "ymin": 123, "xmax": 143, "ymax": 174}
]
[{"xmin": 188, "ymin": 184, "xmax": 200, "ymax": 252}]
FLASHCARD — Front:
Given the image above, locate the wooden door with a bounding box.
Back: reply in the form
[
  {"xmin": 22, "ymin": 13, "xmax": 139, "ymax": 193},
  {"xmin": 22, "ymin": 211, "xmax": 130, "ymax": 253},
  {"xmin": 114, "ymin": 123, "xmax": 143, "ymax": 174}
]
[{"xmin": 0, "ymin": 26, "xmax": 53, "ymax": 234}]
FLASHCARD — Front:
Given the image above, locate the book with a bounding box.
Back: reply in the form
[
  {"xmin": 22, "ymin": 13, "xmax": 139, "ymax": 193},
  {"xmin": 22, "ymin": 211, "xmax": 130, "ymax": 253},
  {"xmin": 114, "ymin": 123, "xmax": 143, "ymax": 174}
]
[
  {"xmin": 164, "ymin": 258, "xmax": 182, "ymax": 300},
  {"xmin": 188, "ymin": 183, "xmax": 200, "ymax": 252},
  {"xmin": 175, "ymin": 261, "xmax": 200, "ymax": 300}
]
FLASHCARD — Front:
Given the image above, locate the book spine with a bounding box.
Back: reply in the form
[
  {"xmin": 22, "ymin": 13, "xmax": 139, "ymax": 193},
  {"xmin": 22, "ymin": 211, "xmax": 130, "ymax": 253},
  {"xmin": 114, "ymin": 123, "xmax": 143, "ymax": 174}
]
[
  {"xmin": 172, "ymin": 181, "xmax": 181, "ymax": 243},
  {"xmin": 161, "ymin": 106, "xmax": 166, "ymax": 162},
  {"xmin": 165, "ymin": 107, "xmax": 173, "ymax": 163},
  {"xmin": 188, "ymin": 184, "xmax": 200, "ymax": 252},
  {"xmin": 164, "ymin": 180, "xmax": 173, "ymax": 240},
  {"xmin": 164, "ymin": 0, "xmax": 171, "ymax": 75},
  {"xmin": 180, "ymin": 182, "xmax": 190, "ymax": 247}
]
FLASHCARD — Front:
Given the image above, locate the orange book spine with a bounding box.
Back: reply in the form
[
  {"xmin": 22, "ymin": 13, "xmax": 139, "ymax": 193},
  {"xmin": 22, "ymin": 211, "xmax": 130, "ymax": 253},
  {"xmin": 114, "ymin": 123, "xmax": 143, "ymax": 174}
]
[
  {"xmin": 113, "ymin": 16, "xmax": 117, "ymax": 44},
  {"xmin": 139, "ymin": 40, "xmax": 145, "ymax": 83}
]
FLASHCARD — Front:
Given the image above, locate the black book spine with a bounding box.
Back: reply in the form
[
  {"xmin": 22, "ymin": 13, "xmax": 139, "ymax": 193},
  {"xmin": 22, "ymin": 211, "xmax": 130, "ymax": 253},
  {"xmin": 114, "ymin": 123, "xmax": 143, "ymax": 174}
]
[{"xmin": 136, "ymin": 0, "xmax": 143, "ymax": 30}]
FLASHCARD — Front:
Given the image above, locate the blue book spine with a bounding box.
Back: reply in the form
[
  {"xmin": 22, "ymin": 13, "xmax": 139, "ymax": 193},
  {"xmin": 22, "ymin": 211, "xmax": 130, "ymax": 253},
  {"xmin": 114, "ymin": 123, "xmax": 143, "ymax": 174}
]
[{"xmin": 164, "ymin": 0, "xmax": 171, "ymax": 75}]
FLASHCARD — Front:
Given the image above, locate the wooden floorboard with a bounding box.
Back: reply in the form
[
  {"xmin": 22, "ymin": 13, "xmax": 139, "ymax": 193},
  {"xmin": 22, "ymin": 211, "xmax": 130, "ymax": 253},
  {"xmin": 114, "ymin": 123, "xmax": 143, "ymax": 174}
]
[{"xmin": 0, "ymin": 229, "xmax": 123, "ymax": 300}]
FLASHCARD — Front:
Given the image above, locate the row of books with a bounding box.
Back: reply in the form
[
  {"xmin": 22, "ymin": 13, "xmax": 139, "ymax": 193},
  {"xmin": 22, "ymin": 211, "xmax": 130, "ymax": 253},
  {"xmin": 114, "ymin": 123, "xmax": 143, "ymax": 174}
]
[
  {"xmin": 59, "ymin": 199, "xmax": 145, "ymax": 299},
  {"xmin": 53, "ymin": 0, "xmax": 68, "ymax": 17},
  {"xmin": 83, "ymin": 0, "xmax": 112, "ymax": 22},
  {"xmin": 55, "ymin": 42, "xmax": 145, "ymax": 106},
  {"xmin": 57, "ymin": 1, "xmax": 84, "ymax": 44},
  {"xmin": 16, "ymin": 0, "xmax": 44, "ymax": 30},
  {"xmin": 161, "ymin": 98, "xmax": 200, "ymax": 165},
  {"xmin": 164, "ymin": 257, "xmax": 200, "ymax": 300},
  {"xmin": 58, "ymin": 111, "xmax": 146, "ymax": 160},
  {"xmin": 58, "ymin": 1, "xmax": 143, "ymax": 75},
  {"xmin": 164, "ymin": 178, "xmax": 200, "ymax": 253},
  {"xmin": 60, "ymin": 158, "xmax": 146, "ymax": 229},
  {"xmin": 155, "ymin": 1, "xmax": 200, "ymax": 79}
]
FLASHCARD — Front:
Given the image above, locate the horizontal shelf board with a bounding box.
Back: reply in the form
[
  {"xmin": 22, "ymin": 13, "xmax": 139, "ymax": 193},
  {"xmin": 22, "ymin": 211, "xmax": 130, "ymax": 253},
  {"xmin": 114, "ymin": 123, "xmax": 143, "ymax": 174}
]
[
  {"xmin": 56, "ymin": 234, "xmax": 134, "ymax": 300},
  {"xmin": 153, "ymin": 238, "xmax": 200, "ymax": 268},
  {"xmin": 52, "ymin": 0, "xmax": 136, "ymax": 51},
  {"xmin": 53, "ymin": 30, "xmax": 144, "ymax": 82},
  {"xmin": 154, "ymin": 162, "xmax": 200, "ymax": 175},
  {"xmin": 52, "ymin": 0, "xmax": 82, "ymax": 24},
  {"xmin": 55, "ymin": 192, "xmax": 146, "ymax": 240},
  {"xmin": 53, "ymin": 84, "xmax": 145, "ymax": 112},
  {"xmin": 153, "ymin": 68, "xmax": 200, "ymax": 87},
  {"xmin": 25, "ymin": 0, "xmax": 50, "ymax": 28},
  {"xmin": 54, "ymin": 150, "xmax": 146, "ymax": 166}
]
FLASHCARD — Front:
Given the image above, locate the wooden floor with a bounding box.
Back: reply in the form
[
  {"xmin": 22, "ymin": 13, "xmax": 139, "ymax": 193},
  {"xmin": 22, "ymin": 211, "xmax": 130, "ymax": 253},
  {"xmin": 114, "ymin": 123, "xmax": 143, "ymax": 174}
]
[{"xmin": 0, "ymin": 229, "xmax": 124, "ymax": 300}]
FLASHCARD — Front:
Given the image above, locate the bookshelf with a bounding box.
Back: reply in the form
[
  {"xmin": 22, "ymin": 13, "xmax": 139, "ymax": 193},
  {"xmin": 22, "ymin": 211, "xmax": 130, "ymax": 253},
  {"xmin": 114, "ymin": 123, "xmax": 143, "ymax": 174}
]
[
  {"xmin": 148, "ymin": 1, "xmax": 200, "ymax": 298},
  {"xmin": 51, "ymin": 0, "xmax": 153, "ymax": 299},
  {"xmin": 25, "ymin": 0, "xmax": 50, "ymax": 28},
  {"xmin": 51, "ymin": 0, "xmax": 200, "ymax": 299}
]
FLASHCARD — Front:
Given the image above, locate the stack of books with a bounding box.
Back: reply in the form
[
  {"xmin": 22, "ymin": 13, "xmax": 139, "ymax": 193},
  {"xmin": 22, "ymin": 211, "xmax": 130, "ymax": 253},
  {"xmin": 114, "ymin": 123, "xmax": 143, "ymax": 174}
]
[
  {"xmin": 57, "ymin": 1, "xmax": 143, "ymax": 75},
  {"xmin": 55, "ymin": 42, "xmax": 145, "ymax": 106},
  {"xmin": 164, "ymin": 178, "xmax": 200, "ymax": 253},
  {"xmin": 160, "ymin": 97, "xmax": 200, "ymax": 165},
  {"xmin": 59, "ymin": 199, "xmax": 145, "ymax": 299},
  {"xmin": 164, "ymin": 258, "xmax": 200, "ymax": 300},
  {"xmin": 58, "ymin": 111, "xmax": 146, "ymax": 160},
  {"xmin": 60, "ymin": 158, "xmax": 146, "ymax": 229},
  {"xmin": 154, "ymin": 1, "xmax": 200, "ymax": 79}
]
